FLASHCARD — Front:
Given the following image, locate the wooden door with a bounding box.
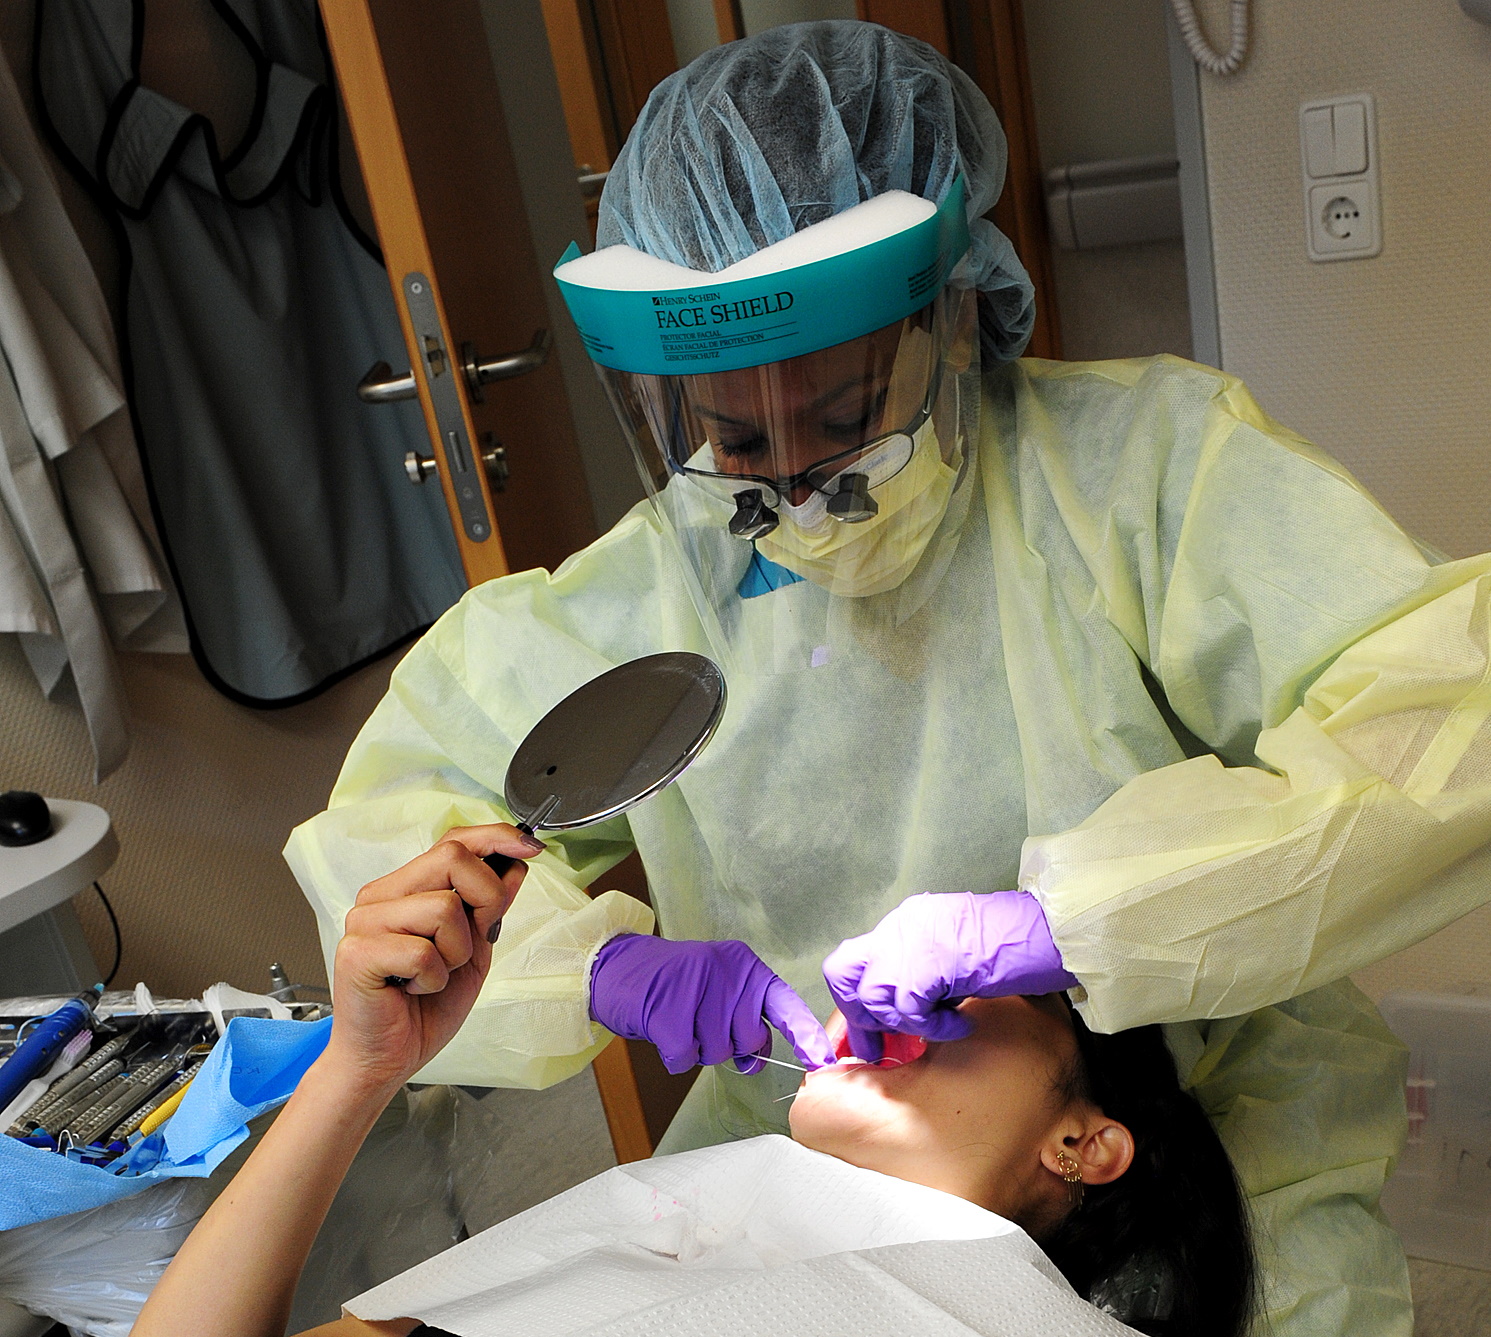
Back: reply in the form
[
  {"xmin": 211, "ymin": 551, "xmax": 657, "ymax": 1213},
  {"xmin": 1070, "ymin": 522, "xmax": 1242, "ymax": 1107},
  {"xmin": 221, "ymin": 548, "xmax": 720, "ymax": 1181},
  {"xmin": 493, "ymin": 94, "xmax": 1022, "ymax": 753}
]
[
  {"xmin": 321, "ymin": 0, "xmax": 599, "ymax": 587},
  {"xmin": 320, "ymin": 0, "xmax": 652, "ymax": 1166},
  {"xmin": 858, "ymin": 0, "xmax": 1062, "ymax": 359}
]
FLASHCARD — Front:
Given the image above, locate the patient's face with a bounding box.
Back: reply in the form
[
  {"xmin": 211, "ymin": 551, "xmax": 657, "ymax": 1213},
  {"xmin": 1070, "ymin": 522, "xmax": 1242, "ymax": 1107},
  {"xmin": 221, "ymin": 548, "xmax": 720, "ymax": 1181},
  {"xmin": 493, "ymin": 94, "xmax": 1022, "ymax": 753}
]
[{"xmin": 789, "ymin": 995, "xmax": 1080, "ymax": 1227}]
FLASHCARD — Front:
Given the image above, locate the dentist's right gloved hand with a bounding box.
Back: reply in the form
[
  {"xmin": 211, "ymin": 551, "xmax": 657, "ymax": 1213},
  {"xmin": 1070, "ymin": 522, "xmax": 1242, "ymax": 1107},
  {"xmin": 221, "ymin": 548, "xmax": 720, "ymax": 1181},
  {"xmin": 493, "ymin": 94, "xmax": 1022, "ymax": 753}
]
[
  {"xmin": 824, "ymin": 890, "xmax": 1077, "ymax": 1062},
  {"xmin": 588, "ymin": 934, "xmax": 836, "ymax": 1075}
]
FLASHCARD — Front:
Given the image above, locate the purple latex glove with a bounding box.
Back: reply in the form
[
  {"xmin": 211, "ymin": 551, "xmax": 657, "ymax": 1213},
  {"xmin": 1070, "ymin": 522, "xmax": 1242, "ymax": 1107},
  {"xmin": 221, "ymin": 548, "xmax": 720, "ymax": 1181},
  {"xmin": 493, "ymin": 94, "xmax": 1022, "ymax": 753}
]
[
  {"xmin": 823, "ymin": 891, "xmax": 1077, "ymax": 1062},
  {"xmin": 589, "ymin": 934, "xmax": 837, "ymax": 1075}
]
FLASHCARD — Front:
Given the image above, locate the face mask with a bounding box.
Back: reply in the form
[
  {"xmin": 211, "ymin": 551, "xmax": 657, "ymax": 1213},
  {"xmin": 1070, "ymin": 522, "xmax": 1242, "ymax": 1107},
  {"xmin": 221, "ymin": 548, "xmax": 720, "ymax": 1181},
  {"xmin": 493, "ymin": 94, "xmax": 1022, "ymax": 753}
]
[
  {"xmin": 778, "ymin": 488, "xmax": 831, "ymax": 533},
  {"xmin": 756, "ymin": 417, "xmax": 957, "ymax": 598}
]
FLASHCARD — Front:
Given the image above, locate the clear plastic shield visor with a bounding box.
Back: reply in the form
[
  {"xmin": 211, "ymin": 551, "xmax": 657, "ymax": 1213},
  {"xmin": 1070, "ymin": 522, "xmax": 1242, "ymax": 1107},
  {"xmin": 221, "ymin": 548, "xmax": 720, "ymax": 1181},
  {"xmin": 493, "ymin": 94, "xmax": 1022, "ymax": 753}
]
[
  {"xmin": 613, "ymin": 303, "xmax": 941, "ymax": 530},
  {"xmin": 598, "ymin": 286, "xmax": 980, "ymax": 677}
]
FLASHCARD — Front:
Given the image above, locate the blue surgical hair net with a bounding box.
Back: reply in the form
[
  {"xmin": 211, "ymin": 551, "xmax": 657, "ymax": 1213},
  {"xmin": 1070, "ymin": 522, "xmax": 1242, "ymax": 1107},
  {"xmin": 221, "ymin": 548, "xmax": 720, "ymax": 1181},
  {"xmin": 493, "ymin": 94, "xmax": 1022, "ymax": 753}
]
[{"xmin": 597, "ymin": 20, "xmax": 1037, "ymax": 363}]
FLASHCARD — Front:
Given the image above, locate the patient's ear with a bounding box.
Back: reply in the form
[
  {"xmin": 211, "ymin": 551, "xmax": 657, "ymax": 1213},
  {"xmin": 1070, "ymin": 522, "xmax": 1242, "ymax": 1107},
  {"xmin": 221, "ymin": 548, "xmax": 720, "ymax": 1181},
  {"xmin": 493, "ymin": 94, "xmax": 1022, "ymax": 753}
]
[{"xmin": 1042, "ymin": 1116, "xmax": 1135, "ymax": 1187}]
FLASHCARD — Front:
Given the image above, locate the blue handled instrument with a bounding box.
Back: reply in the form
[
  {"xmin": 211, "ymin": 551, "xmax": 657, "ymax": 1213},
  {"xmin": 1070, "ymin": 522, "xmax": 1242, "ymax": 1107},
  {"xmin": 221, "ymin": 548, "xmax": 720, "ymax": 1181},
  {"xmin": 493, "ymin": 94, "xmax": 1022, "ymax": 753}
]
[{"xmin": 0, "ymin": 984, "xmax": 101, "ymax": 1111}]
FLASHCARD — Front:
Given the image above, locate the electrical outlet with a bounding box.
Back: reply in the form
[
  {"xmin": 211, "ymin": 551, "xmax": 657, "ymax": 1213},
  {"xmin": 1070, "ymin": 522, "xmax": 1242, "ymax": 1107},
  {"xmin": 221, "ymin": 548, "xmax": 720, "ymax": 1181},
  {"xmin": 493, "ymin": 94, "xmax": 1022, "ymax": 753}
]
[
  {"xmin": 1300, "ymin": 94, "xmax": 1382, "ymax": 262},
  {"xmin": 1308, "ymin": 182, "xmax": 1379, "ymax": 257}
]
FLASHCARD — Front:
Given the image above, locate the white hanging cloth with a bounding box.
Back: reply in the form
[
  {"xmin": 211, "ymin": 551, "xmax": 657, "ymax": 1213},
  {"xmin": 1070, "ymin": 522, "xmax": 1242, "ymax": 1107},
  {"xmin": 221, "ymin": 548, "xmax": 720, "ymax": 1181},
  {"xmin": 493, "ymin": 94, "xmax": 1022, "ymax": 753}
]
[{"xmin": 0, "ymin": 35, "xmax": 183, "ymax": 779}]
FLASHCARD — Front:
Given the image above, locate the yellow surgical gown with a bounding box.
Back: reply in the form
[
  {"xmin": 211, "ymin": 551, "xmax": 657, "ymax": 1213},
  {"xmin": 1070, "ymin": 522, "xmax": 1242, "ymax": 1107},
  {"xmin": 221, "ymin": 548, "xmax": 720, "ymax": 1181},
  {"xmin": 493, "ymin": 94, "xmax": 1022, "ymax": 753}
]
[{"xmin": 287, "ymin": 355, "xmax": 1491, "ymax": 1336}]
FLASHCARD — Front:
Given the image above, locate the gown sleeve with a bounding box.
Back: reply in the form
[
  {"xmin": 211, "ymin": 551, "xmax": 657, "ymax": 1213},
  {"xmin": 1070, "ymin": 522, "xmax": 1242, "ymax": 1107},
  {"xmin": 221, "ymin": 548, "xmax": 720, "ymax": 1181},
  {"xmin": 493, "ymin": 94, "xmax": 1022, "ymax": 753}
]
[
  {"xmin": 1019, "ymin": 362, "xmax": 1491, "ymax": 1032},
  {"xmin": 283, "ymin": 511, "xmax": 673, "ymax": 1088},
  {"xmin": 1168, "ymin": 979, "xmax": 1413, "ymax": 1337}
]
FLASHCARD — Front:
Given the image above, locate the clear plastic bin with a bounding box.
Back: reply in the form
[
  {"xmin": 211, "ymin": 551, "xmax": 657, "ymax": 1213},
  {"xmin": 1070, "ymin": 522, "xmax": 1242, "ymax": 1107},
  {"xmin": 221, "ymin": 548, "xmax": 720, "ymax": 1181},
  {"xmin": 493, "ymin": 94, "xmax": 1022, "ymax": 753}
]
[{"xmin": 1378, "ymin": 991, "xmax": 1491, "ymax": 1272}]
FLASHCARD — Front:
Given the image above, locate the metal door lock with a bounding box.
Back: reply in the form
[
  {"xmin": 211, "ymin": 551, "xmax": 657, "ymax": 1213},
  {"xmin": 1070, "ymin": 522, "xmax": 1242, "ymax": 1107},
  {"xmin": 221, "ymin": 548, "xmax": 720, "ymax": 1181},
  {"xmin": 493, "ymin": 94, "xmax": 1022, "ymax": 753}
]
[
  {"xmin": 405, "ymin": 450, "xmax": 438, "ymax": 484},
  {"xmin": 480, "ymin": 432, "xmax": 509, "ymax": 491},
  {"xmin": 366, "ymin": 275, "xmax": 555, "ymax": 539}
]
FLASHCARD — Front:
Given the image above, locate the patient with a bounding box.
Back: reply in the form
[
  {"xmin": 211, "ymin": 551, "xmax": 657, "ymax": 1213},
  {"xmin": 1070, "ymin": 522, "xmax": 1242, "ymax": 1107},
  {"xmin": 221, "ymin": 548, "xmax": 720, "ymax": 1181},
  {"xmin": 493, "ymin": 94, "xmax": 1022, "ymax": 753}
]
[
  {"xmin": 791, "ymin": 997, "xmax": 1256, "ymax": 1335},
  {"xmin": 132, "ymin": 827, "xmax": 1254, "ymax": 1337}
]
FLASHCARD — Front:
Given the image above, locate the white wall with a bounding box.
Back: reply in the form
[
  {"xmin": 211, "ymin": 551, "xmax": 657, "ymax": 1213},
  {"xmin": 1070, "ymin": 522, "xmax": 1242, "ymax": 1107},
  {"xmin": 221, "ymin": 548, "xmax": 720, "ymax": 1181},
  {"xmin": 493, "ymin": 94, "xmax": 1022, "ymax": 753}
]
[
  {"xmin": 741, "ymin": 0, "xmax": 856, "ymax": 37},
  {"xmin": 1195, "ymin": 0, "xmax": 1491, "ymax": 1001},
  {"xmin": 665, "ymin": 0, "xmax": 856, "ymax": 66},
  {"xmin": 666, "ymin": 0, "xmax": 722, "ymax": 66},
  {"xmin": 1021, "ymin": 0, "xmax": 1191, "ymax": 364}
]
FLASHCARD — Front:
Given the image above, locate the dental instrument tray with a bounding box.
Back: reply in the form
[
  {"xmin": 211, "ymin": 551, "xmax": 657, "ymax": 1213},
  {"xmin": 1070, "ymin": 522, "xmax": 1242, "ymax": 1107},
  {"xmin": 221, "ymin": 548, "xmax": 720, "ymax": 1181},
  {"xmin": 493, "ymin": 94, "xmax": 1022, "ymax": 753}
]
[{"xmin": 0, "ymin": 986, "xmax": 325, "ymax": 1165}]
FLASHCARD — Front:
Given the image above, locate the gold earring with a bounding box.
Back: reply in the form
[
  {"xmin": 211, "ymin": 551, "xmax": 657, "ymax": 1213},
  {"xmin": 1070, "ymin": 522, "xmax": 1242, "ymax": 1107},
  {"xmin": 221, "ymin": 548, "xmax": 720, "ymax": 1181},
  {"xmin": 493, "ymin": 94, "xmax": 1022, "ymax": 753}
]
[{"xmin": 1055, "ymin": 1151, "xmax": 1084, "ymax": 1206}]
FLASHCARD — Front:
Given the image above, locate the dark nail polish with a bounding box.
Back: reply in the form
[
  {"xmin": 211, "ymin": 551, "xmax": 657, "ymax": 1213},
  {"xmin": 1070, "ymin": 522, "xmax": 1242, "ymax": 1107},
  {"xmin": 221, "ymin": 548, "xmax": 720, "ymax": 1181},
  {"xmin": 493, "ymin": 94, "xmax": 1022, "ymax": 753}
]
[
  {"xmin": 486, "ymin": 918, "xmax": 503, "ymax": 944},
  {"xmin": 519, "ymin": 835, "xmax": 545, "ymax": 855}
]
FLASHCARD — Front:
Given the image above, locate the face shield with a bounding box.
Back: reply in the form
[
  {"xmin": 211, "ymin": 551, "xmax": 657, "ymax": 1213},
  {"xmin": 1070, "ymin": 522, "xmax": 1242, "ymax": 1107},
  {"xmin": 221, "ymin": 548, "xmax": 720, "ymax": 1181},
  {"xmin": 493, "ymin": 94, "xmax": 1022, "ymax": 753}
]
[{"xmin": 556, "ymin": 182, "xmax": 981, "ymax": 677}]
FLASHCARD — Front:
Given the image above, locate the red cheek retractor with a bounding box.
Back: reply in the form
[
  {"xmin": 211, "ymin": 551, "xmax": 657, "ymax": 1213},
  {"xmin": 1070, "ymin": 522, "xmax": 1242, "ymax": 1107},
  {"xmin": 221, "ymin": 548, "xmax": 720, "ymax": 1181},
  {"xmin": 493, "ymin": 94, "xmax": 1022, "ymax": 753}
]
[{"xmin": 825, "ymin": 1012, "xmax": 928, "ymax": 1068}]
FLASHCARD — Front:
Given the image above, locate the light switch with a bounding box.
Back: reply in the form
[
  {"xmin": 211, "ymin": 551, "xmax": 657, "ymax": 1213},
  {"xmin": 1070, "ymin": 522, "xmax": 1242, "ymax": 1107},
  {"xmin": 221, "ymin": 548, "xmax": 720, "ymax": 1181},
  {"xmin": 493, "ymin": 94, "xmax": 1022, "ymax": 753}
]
[
  {"xmin": 1332, "ymin": 102, "xmax": 1368, "ymax": 174},
  {"xmin": 1302, "ymin": 107, "xmax": 1336, "ymax": 178},
  {"xmin": 1299, "ymin": 94, "xmax": 1381, "ymax": 261}
]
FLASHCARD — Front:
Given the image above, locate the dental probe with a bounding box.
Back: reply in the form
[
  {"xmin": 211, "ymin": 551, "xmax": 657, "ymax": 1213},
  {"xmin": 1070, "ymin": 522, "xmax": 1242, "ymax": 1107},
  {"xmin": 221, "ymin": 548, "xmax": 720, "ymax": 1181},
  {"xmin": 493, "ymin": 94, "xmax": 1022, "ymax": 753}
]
[{"xmin": 720, "ymin": 1052, "xmax": 808, "ymax": 1073}]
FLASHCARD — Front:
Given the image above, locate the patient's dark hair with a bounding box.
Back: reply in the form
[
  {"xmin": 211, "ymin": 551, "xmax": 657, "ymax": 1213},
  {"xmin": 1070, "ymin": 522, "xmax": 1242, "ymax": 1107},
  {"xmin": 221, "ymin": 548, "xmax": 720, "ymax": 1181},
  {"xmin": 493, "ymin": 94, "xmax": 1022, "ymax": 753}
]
[{"xmin": 1038, "ymin": 1010, "xmax": 1257, "ymax": 1337}]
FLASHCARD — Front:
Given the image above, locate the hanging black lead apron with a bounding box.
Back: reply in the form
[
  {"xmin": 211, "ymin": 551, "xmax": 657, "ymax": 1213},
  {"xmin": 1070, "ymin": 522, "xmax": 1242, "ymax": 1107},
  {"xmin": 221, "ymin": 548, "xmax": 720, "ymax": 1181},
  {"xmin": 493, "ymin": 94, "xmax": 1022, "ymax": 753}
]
[{"xmin": 35, "ymin": 0, "xmax": 465, "ymax": 704}]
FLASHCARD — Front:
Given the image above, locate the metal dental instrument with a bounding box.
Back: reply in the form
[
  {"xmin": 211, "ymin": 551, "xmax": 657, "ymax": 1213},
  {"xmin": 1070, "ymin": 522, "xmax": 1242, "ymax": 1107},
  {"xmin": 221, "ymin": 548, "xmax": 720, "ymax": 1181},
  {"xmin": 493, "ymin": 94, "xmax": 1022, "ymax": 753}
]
[
  {"xmin": 35, "ymin": 1061, "xmax": 125, "ymax": 1136},
  {"xmin": 722, "ymin": 1052, "xmax": 807, "ymax": 1073},
  {"xmin": 751, "ymin": 1054, "xmax": 807, "ymax": 1072},
  {"xmin": 110, "ymin": 1056, "xmax": 206, "ymax": 1143},
  {"xmin": 33, "ymin": 1033, "xmax": 130, "ymax": 1110},
  {"xmin": 386, "ymin": 653, "xmax": 726, "ymax": 987}
]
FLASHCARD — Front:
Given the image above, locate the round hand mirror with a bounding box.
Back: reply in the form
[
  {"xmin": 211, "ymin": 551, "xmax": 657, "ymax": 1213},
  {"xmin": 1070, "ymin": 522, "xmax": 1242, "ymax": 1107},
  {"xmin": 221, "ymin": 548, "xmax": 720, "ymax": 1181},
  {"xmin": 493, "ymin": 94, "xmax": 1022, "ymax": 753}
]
[
  {"xmin": 390, "ymin": 653, "xmax": 725, "ymax": 983},
  {"xmin": 501, "ymin": 652, "xmax": 725, "ymax": 843}
]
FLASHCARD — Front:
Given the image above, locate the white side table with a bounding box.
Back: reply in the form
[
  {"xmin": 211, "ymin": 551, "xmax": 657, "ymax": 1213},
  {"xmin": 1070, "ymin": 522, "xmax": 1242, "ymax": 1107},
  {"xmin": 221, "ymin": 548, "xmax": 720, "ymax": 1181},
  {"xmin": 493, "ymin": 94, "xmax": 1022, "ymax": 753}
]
[{"xmin": 0, "ymin": 799, "xmax": 117, "ymax": 994}]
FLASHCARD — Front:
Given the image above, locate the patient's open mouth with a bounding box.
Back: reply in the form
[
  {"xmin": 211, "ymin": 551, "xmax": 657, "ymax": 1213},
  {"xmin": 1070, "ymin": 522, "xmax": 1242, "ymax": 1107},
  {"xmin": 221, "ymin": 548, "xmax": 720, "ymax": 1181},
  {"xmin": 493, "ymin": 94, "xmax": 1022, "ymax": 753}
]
[{"xmin": 823, "ymin": 1013, "xmax": 929, "ymax": 1070}]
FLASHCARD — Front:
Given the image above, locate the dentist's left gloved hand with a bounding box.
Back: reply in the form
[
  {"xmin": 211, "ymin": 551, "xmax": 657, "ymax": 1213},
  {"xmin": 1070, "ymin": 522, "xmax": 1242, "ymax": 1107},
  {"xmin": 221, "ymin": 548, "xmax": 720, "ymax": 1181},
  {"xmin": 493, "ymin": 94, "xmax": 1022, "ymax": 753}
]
[
  {"xmin": 824, "ymin": 891, "xmax": 1077, "ymax": 1062},
  {"xmin": 589, "ymin": 934, "xmax": 836, "ymax": 1075}
]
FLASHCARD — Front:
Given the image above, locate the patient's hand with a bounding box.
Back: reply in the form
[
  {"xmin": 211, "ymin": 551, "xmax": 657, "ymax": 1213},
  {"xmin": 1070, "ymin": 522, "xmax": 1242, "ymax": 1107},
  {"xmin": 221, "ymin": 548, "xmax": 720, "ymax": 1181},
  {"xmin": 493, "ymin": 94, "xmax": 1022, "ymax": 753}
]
[
  {"xmin": 323, "ymin": 824, "xmax": 536, "ymax": 1095},
  {"xmin": 138, "ymin": 825, "xmax": 537, "ymax": 1337}
]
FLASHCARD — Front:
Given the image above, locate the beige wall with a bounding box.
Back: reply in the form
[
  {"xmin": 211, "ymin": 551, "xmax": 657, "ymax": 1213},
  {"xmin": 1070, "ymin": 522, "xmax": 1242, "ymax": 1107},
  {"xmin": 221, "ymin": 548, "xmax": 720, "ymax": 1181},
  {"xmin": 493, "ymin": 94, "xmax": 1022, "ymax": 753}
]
[
  {"xmin": 1021, "ymin": 0, "xmax": 1176, "ymax": 168},
  {"xmin": 1201, "ymin": 1, "xmax": 1491, "ymax": 561},
  {"xmin": 1198, "ymin": 1, "xmax": 1491, "ymax": 1000}
]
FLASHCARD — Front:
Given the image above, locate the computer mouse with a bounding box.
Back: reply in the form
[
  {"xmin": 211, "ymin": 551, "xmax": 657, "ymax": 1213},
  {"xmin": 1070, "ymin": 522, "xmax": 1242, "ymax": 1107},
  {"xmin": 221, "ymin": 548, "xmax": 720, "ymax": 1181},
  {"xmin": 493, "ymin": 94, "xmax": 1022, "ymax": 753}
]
[{"xmin": 0, "ymin": 790, "xmax": 52, "ymax": 847}]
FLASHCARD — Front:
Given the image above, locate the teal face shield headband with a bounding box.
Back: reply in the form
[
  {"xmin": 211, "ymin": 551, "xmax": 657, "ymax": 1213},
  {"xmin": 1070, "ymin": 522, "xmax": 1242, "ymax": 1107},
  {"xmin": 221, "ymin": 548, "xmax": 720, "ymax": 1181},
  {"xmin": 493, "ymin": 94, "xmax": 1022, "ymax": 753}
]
[{"xmin": 553, "ymin": 178, "xmax": 971, "ymax": 376}]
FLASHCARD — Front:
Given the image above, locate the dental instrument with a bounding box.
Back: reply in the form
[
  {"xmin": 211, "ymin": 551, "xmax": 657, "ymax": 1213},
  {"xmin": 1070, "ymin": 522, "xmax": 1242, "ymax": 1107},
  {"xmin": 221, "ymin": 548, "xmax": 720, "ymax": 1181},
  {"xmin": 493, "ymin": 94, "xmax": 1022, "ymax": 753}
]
[{"xmin": 0, "ymin": 985, "xmax": 100, "ymax": 1110}]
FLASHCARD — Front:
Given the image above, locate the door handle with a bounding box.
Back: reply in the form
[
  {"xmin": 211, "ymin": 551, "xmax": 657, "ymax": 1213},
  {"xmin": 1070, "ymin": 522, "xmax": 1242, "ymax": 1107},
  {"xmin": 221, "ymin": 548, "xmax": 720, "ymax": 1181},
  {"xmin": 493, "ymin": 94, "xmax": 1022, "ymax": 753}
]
[
  {"xmin": 358, "ymin": 362, "xmax": 418, "ymax": 403},
  {"xmin": 359, "ymin": 330, "xmax": 550, "ymax": 406},
  {"xmin": 460, "ymin": 330, "xmax": 551, "ymax": 402}
]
